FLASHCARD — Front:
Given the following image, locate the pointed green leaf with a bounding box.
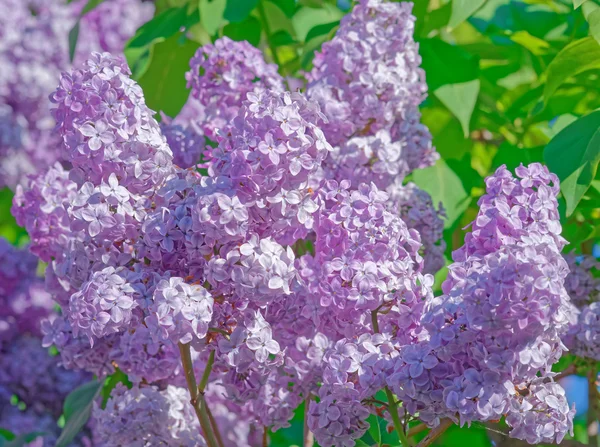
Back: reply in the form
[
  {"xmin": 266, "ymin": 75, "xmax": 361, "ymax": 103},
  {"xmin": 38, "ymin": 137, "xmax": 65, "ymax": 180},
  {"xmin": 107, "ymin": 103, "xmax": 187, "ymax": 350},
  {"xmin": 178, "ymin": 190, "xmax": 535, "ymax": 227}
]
[
  {"xmin": 56, "ymin": 380, "xmax": 102, "ymax": 447},
  {"xmin": 413, "ymin": 159, "xmax": 472, "ymax": 228},
  {"xmin": 448, "ymin": 0, "xmax": 487, "ymax": 29},
  {"xmin": 419, "ymin": 39, "xmax": 479, "ymax": 91},
  {"xmin": 543, "ymin": 37, "xmax": 600, "ymax": 104},
  {"xmin": 136, "ymin": 34, "xmax": 199, "ymax": 118},
  {"xmin": 367, "ymin": 414, "xmax": 382, "ymax": 446},
  {"xmin": 434, "ymin": 80, "xmax": 480, "ymax": 137},
  {"xmin": 224, "ymin": 0, "xmax": 259, "ymax": 23},
  {"xmin": 199, "ymin": 0, "xmax": 226, "ymax": 36},
  {"xmin": 68, "ymin": 22, "xmax": 80, "ymax": 63},
  {"xmin": 543, "ymin": 110, "xmax": 600, "ymax": 215},
  {"xmin": 574, "ymin": 0, "xmax": 590, "ymax": 8}
]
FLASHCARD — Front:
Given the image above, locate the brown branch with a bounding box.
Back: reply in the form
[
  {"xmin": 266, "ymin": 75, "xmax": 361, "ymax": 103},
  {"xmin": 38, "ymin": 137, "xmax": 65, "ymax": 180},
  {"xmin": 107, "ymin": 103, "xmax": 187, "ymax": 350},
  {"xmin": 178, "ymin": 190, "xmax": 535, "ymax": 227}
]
[
  {"xmin": 407, "ymin": 423, "xmax": 429, "ymax": 438},
  {"xmin": 415, "ymin": 419, "xmax": 452, "ymax": 447}
]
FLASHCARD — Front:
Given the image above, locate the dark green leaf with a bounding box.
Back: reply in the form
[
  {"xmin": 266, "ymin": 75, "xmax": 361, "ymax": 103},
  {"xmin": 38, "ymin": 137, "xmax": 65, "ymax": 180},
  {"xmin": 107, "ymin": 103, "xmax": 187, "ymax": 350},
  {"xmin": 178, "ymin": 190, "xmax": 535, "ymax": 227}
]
[
  {"xmin": 127, "ymin": 7, "xmax": 189, "ymax": 50},
  {"xmin": 543, "ymin": 37, "xmax": 600, "ymax": 104},
  {"xmin": 101, "ymin": 369, "xmax": 132, "ymax": 408},
  {"xmin": 367, "ymin": 414, "xmax": 382, "ymax": 446},
  {"xmin": 80, "ymin": 0, "xmax": 106, "ymax": 16},
  {"xmin": 125, "ymin": 7, "xmax": 194, "ymax": 78},
  {"xmin": 305, "ymin": 20, "xmax": 339, "ymax": 42},
  {"xmin": 413, "ymin": 159, "xmax": 472, "ymax": 229},
  {"xmin": 137, "ymin": 34, "xmax": 199, "ymax": 118},
  {"xmin": 269, "ymin": 0, "xmax": 297, "ymax": 17},
  {"xmin": 68, "ymin": 22, "xmax": 80, "ymax": 63},
  {"xmin": 449, "ymin": 0, "xmax": 487, "ymax": 29},
  {"xmin": 224, "ymin": 0, "xmax": 258, "ymax": 23},
  {"xmin": 543, "ymin": 110, "xmax": 600, "ymax": 215},
  {"xmin": 419, "ymin": 39, "xmax": 479, "ymax": 91},
  {"xmin": 0, "ymin": 430, "xmax": 14, "ymax": 441},
  {"xmin": 492, "ymin": 142, "xmax": 544, "ymax": 171},
  {"xmin": 199, "ymin": 0, "xmax": 226, "ymax": 36},
  {"xmin": 56, "ymin": 380, "xmax": 102, "ymax": 447},
  {"xmin": 269, "ymin": 30, "xmax": 297, "ymax": 46},
  {"xmin": 223, "ymin": 16, "xmax": 262, "ymax": 46}
]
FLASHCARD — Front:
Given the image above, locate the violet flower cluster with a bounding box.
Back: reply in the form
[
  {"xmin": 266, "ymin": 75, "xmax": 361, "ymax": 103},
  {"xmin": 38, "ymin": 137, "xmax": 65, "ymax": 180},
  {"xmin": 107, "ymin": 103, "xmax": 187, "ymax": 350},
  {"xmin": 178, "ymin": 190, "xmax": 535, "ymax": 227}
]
[
  {"xmin": 0, "ymin": 0, "xmax": 153, "ymax": 189},
  {"xmin": 0, "ymin": 239, "xmax": 91, "ymax": 446},
  {"xmin": 7, "ymin": 1, "xmax": 579, "ymax": 446},
  {"xmin": 386, "ymin": 164, "xmax": 577, "ymax": 444},
  {"xmin": 564, "ymin": 254, "xmax": 600, "ymax": 360}
]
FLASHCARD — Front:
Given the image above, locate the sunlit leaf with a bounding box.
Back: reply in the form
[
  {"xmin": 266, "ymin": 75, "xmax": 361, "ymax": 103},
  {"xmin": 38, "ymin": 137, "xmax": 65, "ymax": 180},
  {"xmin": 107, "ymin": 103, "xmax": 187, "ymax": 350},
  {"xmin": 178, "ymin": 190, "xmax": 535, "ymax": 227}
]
[
  {"xmin": 136, "ymin": 34, "xmax": 199, "ymax": 118},
  {"xmin": 413, "ymin": 159, "xmax": 472, "ymax": 228},
  {"xmin": 435, "ymin": 80, "xmax": 480, "ymax": 137},
  {"xmin": 199, "ymin": 0, "xmax": 226, "ymax": 36},
  {"xmin": 543, "ymin": 110, "xmax": 600, "ymax": 215},
  {"xmin": 449, "ymin": 0, "xmax": 487, "ymax": 29},
  {"xmin": 543, "ymin": 37, "xmax": 600, "ymax": 104}
]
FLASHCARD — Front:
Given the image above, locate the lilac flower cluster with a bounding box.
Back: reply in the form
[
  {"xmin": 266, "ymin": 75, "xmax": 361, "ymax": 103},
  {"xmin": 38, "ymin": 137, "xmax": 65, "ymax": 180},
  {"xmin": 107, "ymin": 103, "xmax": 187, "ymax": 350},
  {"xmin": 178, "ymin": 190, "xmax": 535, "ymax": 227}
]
[
  {"xmin": 386, "ymin": 164, "xmax": 576, "ymax": 444},
  {"xmin": 564, "ymin": 255, "xmax": 600, "ymax": 360},
  {"xmin": 186, "ymin": 37, "xmax": 284, "ymax": 138},
  {"xmin": 7, "ymin": 1, "xmax": 579, "ymax": 446},
  {"xmin": 0, "ymin": 0, "xmax": 153, "ymax": 189},
  {"xmin": 0, "ymin": 240, "xmax": 91, "ymax": 446},
  {"xmin": 93, "ymin": 384, "xmax": 201, "ymax": 446},
  {"xmin": 307, "ymin": 0, "xmax": 437, "ymax": 187}
]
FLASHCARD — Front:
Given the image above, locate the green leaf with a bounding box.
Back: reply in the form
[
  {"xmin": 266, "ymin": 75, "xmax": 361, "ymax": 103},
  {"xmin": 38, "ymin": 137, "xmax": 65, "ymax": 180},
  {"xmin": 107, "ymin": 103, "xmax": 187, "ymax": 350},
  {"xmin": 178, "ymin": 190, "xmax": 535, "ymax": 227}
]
[
  {"xmin": 492, "ymin": 142, "xmax": 544, "ymax": 171},
  {"xmin": 413, "ymin": 159, "xmax": 472, "ymax": 229},
  {"xmin": 199, "ymin": 0, "xmax": 226, "ymax": 36},
  {"xmin": 269, "ymin": 0, "xmax": 297, "ymax": 18},
  {"xmin": 80, "ymin": 0, "xmax": 106, "ymax": 15},
  {"xmin": 449, "ymin": 0, "xmax": 487, "ymax": 29},
  {"xmin": 269, "ymin": 30, "xmax": 297, "ymax": 46},
  {"xmin": 68, "ymin": 22, "xmax": 80, "ymax": 63},
  {"xmin": 262, "ymin": 1, "xmax": 297, "ymax": 37},
  {"xmin": 137, "ymin": 34, "xmax": 199, "ymax": 118},
  {"xmin": 582, "ymin": 1, "xmax": 600, "ymax": 44},
  {"xmin": 304, "ymin": 20, "xmax": 339, "ymax": 43},
  {"xmin": 101, "ymin": 369, "xmax": 133, "ymax": 408},
  {"xmin": 543, "ymin": 110, "xmax": 600, "ymax": 215},
  {"xmin": 509, "ymin": 30, "xmax": 550, "ymax": 55},
  {"xmin": 55, "ymin": 380, "xmax": 102, "ymax": 447},
  {"xmin": 543, "ymin": 37, "xmax": 600, "ymax": 104},
  {"xmin": 68, "ymin": 0, "xmax": 108, "ymax": 62},
  {"xmin": 125, "ymin": 7, "xmax": 193, "ymax": 78},
  {"xmin": 367, "ymin": 414, "xmax": 382, "ymax": 446},
  {"xmin": 223, "ymin": 16, "xmax": 262, "ymax": 46},
  {"xmin": 434, "ymin": 79, "xmax": 480, "ymax": 137},
  {"xmin": 224, "ymin": 0, "xmax": 258, "ymax": 23},
  {"xmin": 127, "ymin": 7, "xmax": 189, "ymax": 50},
  {"xmin": 419, "ymin": 39, "xmax": 479, "ymax": 91},
  {"xmin": 574, "ymin": 0, "xmax": 590, "ymax": 8},
  {"xmin": 292, "ymin": 4, "xmax": 343, "ymax": 41}
]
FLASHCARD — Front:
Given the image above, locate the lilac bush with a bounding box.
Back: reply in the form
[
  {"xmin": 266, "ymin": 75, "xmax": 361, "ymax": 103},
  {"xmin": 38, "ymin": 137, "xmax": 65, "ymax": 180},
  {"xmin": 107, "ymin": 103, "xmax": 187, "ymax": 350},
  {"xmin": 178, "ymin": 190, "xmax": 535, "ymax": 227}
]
[{"xmin": 2, "ymin": 0, "xmax": 592, "ymax": 446}]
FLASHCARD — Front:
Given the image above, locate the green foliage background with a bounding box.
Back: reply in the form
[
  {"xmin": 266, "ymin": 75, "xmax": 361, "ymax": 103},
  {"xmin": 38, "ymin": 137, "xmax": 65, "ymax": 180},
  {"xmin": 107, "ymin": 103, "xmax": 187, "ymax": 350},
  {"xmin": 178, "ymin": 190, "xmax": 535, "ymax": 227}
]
[{"xmin": 3, "ymin": 0, "xmax": 600, "ymax": 446}]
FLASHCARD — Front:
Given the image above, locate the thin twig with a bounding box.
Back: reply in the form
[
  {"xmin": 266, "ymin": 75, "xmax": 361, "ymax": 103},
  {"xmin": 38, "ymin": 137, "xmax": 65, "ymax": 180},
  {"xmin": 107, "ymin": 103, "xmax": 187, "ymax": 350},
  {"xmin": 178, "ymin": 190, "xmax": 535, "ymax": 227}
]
[
  {"xmin": 262, "ymin": 426, "xmax": 268, "ymax": 447},
  {"xmin": 178, "ymin": 343, "xmax": 220, "ymax": 447},
  {"xmin": 415, "ymin": 419, "xmax": 452, "ymax": 447},
  {"xmin": 304, "ymin": 398, "xmax": 314, "ymax": 447},
  {"xmin": 407, "ymin": 423, "xmax": 428, "ymax": 437},
  {"xmin": 371, "ymin": 309, "xmax": 412, "ymax": 446}
]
